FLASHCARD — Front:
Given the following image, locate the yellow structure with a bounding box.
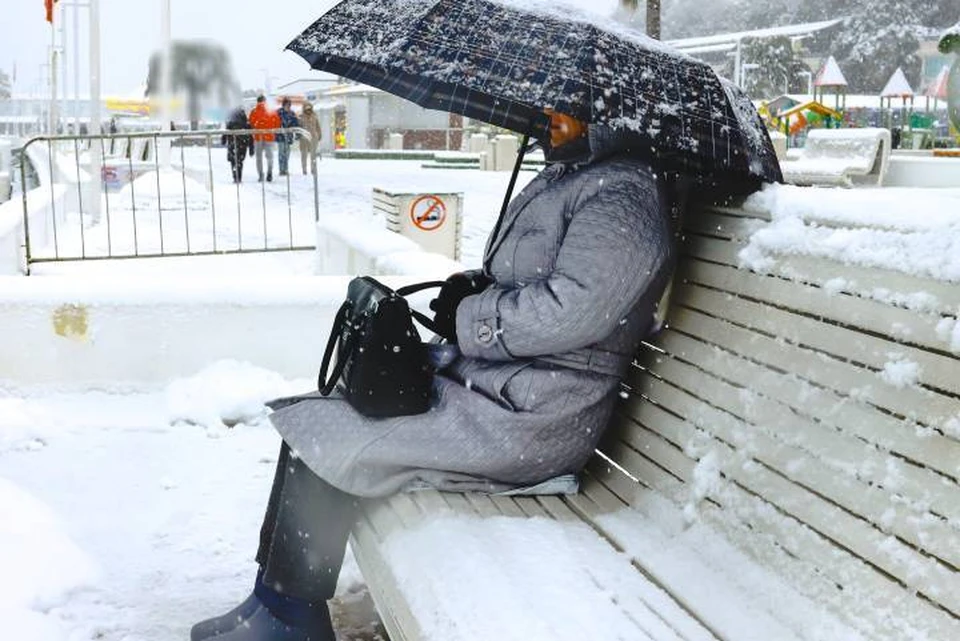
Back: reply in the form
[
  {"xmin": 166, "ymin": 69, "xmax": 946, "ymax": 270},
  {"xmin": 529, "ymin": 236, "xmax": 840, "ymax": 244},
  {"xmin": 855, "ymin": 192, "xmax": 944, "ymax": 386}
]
[{"xmin": 776, "ymin": 101, "xmax": 842, "ymax": 135}]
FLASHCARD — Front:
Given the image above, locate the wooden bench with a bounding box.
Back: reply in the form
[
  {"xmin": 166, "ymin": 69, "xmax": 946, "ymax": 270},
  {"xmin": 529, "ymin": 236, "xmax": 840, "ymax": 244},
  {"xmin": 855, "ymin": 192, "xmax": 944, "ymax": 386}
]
[
  {"xmin": 781, "ymin": 128, "xmax": 892, "ymax": 187},
  {"xmin": 349, "ymin": 196, "xmax": 960, "ymax": 641}
]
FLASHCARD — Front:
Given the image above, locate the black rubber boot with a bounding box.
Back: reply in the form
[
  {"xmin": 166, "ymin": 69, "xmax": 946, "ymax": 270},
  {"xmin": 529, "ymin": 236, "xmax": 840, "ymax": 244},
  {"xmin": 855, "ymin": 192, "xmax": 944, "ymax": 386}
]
[
  {"xmin": 207, "ymin": 599, "xmax": 334, "ymax": 641},
  {"xmin": 190, "ymin": 591, "xmax": 260, "ymax": 641},
  {"xmin": 192, "ymin": 444, "xmax": 356, "ymax": 641}
]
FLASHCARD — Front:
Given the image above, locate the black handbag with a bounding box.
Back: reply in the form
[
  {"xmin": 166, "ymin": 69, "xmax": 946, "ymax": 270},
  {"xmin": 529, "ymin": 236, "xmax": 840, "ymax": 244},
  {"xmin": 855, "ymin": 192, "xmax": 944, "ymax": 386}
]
[{"xmin": 317, "ymin": 276, "xmax": 445, "ymax": 418}]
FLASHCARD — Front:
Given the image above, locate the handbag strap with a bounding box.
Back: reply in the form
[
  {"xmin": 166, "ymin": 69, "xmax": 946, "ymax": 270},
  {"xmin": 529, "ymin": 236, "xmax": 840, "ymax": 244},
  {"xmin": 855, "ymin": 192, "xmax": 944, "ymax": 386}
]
[
  {"xmin": 395, "ymin": 280, "xmax": 445, "ymax": 336},
  {"xmin": 395, "ymin": 280, "xmax": 445, "ymax": 296},
  {"xmin": 317, "ymin": 300, "xmax": 353, "ymax": 395}
]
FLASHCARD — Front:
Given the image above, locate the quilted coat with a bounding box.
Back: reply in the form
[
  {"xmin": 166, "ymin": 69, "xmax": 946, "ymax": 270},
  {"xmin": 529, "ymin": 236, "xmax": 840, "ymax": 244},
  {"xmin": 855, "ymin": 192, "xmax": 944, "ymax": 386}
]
[{"xmin": 267, "ymin": 125, "xmax": 676, "ymax": 497}]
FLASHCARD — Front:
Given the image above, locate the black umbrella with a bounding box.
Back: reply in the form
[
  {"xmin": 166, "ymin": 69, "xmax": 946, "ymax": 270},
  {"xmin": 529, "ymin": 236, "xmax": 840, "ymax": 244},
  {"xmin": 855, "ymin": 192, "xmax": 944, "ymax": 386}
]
[{"xmin": 287, "ymin": 0, "xmax": 781, "ymax": 184}]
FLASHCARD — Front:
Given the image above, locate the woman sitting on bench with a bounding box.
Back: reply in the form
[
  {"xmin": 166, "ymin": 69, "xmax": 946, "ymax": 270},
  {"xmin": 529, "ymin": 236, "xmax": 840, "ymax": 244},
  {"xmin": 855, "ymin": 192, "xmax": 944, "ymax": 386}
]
[{"xmin": 190, "ymin": 110, "xmax": 678, "ymax": 641}]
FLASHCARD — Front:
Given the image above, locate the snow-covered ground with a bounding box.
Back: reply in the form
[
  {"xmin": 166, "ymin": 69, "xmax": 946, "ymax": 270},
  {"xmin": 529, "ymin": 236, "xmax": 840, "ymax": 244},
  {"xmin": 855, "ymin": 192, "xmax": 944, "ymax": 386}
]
[{"xmin": 2, "ymin": 152, "xmax": 960, "ymax": 641}]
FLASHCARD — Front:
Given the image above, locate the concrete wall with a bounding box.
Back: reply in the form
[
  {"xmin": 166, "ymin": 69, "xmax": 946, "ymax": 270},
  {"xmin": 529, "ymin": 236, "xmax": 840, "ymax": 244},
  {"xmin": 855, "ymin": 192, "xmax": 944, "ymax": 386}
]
[
  {"xmin": 886, "ymin": 154, "xmax": 960, "ymax": 187},
  {"xmin": 0, "ymin": 143, "xmax": 82, "ymax": 274},
  {"xmin": 0, "ymin": 276, "xmax": 352, "ymax": 387}
]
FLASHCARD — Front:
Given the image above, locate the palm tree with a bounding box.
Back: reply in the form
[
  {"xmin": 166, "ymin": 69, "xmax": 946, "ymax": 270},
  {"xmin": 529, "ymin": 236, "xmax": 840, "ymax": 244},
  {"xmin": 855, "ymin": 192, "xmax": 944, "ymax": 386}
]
[
  {"xmin": 620, "ymin": 0, "xmax": 660, "ymax": 40},
  {"xmin": 145, "ymin": 40, "xmax": 240, "ymax": 130},
  {"xmin": 0, "ymin": 69, "xmax": 11, "ymax": 100}
]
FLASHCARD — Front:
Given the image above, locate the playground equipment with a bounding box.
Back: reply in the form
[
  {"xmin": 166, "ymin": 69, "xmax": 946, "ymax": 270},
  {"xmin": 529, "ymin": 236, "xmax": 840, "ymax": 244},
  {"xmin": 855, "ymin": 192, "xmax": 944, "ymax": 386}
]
[
  {"xmin": 880, "ymin": 67, "xmax": 915, "ymax": 127},
  {"xmin": 940, "ymin": 24, "xmax": 959, "ymax": 134},
  {"xmin": 813, "ymin": 55, "xmax": 848, "ymax": 111},
  {"xmin": 768, "ymin": 100, "xmax": 842, "ymax": 137}
]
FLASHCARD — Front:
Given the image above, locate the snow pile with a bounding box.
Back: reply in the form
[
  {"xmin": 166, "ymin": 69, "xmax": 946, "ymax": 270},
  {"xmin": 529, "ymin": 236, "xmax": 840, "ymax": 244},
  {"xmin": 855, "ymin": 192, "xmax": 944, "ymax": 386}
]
[
  {"xmin": 165, "ymin": 360, "xmax": 304, "ymax": 431},
  {"xmin": 943, "ymin": 415, "xmax": 960, "ymax": 439},
  {"xmin": 684, "ymin": 449, "xmax": 722, "ymax": 522},
  {"xmin": 0, "ymin": 398, "xmax": 51, "ymax": 452},
  {"xmin": 115, "ymin": 169, "xmax": 210, "ymax": 212},
  {"xmin": 739, "ymin": 184, "xmax": 960, "ymax": 282},
  {"xmin": 936, "ymin": 314, "xmax": 960, "ymax": 354},
  {"xmin": 878, "ymin": 356, "xmax": 921, "ymax": 389},
  {"xmin": 0, "ymin": 478, "xmax": 98, "ymax": 641}
]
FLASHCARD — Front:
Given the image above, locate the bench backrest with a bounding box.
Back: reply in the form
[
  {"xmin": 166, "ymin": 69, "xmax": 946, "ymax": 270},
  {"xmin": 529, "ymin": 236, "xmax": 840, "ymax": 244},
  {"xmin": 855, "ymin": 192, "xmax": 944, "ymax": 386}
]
[
  {"xmin": 598, "ymin": 199, "xmax": 960, "ymax": 640},
  {"xmin": 802, "ymin": 127, "xmax": 891, "ymax": 176}
]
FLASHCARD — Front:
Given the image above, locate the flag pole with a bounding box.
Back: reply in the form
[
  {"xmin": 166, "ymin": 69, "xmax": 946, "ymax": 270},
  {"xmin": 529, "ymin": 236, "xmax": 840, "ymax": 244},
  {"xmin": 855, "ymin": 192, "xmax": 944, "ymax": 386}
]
[
  {"xmin": 88, "ymin": 0, "xmax": 102, "ymax": 221},
  {"xmin": 158, "ymin": 0, "xmax": 172, "ymax": 168}
]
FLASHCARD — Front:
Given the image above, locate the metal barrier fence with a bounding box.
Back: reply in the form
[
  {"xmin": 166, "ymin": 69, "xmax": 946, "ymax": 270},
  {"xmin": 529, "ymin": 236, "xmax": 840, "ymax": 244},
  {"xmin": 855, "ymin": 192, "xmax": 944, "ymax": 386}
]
[{"xmin": 20, "ymin": 128, "xmax": 320, "ymax": 273}]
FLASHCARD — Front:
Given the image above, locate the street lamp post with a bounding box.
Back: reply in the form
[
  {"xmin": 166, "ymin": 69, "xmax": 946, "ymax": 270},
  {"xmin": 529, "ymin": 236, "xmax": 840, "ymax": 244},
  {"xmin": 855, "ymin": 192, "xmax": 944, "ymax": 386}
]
[
  {"xmin": 89, "ymin": 0, "xmax": 102, "ymax": 220},
  {"xmin": 158, "ymin": 0, "xmax": 172, "ymax": 167}
]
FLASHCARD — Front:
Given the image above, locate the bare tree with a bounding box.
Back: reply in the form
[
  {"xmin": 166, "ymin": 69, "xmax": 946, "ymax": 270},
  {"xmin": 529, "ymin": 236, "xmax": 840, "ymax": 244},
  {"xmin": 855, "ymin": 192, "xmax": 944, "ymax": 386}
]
[{"xmin": 620, "ymin": 0, "xmax": 660, "ymax": 40}]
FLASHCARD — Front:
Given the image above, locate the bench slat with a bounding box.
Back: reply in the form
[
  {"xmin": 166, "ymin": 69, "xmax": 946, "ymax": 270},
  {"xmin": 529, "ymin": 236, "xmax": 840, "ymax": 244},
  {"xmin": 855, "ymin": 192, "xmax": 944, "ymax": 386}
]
[
  {"xmin": 685, "ymin": 211, "xmax": 765, "ymax": 241},
  {"xmin": 645, "ymin": 331, "xmax": 960, "ymax": 523},
  {"xmin": 675, "ymin": 280, "xmax": 960, "ymax": 398},
  {"xmin": 599, "ymin": 414, "xmax": 960, "ymax": 641},
  {"xmin": 668, "ymin": 305, "xmax": 960, "ymax": 439},
  {"xmin": 707, "ymin": 205, "xmax": 771, "ymax": 222},
  {"xmin": 353, "ymin": 504, "xmax": 425, "ymax": 641},
  {"xmin": 680, "ymin": 259, "xmax": 950, "ymax": 354},
  {"xmin": 575, "ymin": 457, "xmax": 867, "ymax": 641},
  {"xmin": 627, "ymin": 373, "xmax": 960, "ymax": 616},
  {"xmin": 683, "ymin": 234, "xmax": 960, "ymax": 315},
  {"xmin": 617, "ymin": 400, "xmax": 960, "ymax": 636},
  {"xmin": 533, "ymin": 496, "xmax": 699, "ymax": 641},
  {"xmin": 632, "ymin": 353, "xmax": 960, "ymax": 571}
]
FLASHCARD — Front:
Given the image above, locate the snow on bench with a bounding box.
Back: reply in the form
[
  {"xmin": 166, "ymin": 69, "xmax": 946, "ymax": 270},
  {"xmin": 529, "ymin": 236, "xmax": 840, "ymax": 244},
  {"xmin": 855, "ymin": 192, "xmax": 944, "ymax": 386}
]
[
  {"xmin": 780, "ymin": 127, "xmax": 892, "ymax": 187},
  {"xmin": 351, "ymin": 184, "xmax": 960, "ymax": 641}
]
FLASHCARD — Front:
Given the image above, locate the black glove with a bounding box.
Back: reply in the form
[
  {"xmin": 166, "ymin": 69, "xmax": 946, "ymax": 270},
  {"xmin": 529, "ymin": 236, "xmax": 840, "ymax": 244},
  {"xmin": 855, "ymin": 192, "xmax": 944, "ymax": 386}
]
[{"xmin": 429, "ymin": 271, "xmax": 494, "ymax": 342}]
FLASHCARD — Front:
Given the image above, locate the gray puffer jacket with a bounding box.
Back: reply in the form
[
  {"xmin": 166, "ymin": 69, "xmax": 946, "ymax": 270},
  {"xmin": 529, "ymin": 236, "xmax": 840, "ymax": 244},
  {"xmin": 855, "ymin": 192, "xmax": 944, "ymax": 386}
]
[{"xmin": 267, "ymin": 125, "xmax": 676, "ymax": 498}]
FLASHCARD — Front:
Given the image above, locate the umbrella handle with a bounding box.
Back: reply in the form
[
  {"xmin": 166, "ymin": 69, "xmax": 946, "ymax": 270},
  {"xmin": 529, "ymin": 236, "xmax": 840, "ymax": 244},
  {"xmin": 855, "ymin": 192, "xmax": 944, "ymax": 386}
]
[{"xmin": 484, "ymin": 133, "xmax": 530, "ymax": 272}]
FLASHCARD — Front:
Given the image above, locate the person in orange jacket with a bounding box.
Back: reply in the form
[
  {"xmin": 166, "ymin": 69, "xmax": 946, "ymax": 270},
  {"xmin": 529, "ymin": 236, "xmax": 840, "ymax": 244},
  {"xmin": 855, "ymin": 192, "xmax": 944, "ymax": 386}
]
[{"xmin": 249, "ymin": 95, "xmax": 281, "ymax": 182}]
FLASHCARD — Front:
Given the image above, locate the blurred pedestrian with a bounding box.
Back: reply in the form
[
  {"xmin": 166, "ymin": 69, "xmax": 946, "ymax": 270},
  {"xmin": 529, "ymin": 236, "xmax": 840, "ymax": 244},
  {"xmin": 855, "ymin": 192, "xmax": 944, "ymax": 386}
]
[
  {"xmin": 298, "ymin": 103, "xmax": 321, "ymax": 175},
  {"xmin": 277, "ymin": 98, "xmax": 299, "ymax": 177},
  {"xmin": 222, "ymin": 107, "xmax": 254, "ymax": 184},
  {"xmin": 249, "ymin": 95, "xmax": 280, "ymax": 182}
]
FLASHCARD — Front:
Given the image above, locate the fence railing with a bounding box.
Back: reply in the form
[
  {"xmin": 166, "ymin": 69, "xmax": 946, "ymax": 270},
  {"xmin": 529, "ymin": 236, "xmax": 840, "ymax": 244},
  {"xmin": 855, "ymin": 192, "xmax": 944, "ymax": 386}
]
[{"xmin": 20, "ymin": 128, "xmax": 320, "ymax": 273}]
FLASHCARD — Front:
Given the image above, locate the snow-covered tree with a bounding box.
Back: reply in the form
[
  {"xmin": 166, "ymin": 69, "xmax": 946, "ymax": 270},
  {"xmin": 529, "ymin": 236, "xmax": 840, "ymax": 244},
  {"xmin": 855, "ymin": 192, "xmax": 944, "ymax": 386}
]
[
  {"xmin": 826, "ymin": 1, "xmax": 926, "ymax": 93},
  {"xmin": 661, "ymin": 0, "xmax": 955, "ymax": 94},
  {"xmin": 618, "ymin": 0, "xmax": 661, "ymax": 39},
  {"xmin": 740, "ymin": 37, "xmax": 811, "ymax": 98}
]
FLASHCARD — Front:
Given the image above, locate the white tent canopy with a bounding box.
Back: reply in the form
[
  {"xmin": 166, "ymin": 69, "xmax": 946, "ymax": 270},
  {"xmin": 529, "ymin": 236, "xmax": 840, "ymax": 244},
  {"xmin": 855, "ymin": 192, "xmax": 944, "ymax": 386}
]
[
  {"xmin": 881, "ymin": 68, "xmax": 914, "ymax": 98},
  {"xmin": 815, "ymin": 56, "xmax": 848, "ymax": 87}
]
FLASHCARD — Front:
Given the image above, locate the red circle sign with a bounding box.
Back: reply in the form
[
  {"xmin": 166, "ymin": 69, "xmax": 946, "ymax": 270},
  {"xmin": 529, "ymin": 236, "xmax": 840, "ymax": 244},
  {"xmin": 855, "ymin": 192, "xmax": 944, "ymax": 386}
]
[{"xmin": 410, "ymin": 195, "xmax": 447, "ymax": 231}]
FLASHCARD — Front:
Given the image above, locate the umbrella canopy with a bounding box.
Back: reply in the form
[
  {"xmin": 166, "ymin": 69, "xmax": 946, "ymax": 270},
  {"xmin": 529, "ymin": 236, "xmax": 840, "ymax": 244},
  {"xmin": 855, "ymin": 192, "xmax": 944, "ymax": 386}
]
[{"xmin": 287, "ymin": 0, "xmax": 781, "ymax": 183}]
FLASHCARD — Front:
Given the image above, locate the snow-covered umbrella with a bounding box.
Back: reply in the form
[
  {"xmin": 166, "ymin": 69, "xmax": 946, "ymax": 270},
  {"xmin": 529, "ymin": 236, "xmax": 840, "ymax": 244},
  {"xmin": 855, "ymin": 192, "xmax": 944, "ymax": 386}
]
[{"xmin": 286, "ymin": 0, "xmax": 781, "ymax": 184}]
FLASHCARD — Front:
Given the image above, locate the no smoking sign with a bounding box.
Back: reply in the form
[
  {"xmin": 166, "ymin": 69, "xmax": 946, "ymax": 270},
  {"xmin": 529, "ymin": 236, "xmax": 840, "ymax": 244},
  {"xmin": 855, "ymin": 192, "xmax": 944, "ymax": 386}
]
[{"xmin": 409, "ymin": 195, "xmax": 447, "ymax": 231}]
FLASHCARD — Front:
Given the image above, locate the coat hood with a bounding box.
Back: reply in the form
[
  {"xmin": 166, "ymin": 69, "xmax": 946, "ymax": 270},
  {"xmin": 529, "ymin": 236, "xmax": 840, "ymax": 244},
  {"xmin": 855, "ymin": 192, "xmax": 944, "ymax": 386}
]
[
  {"xmin": 227, "ymin": 108, "xmax": 248, "ymax": 127},
  {"xmin": 543, "ymin": 124, "xmax": 646, "ymax": 173}
]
